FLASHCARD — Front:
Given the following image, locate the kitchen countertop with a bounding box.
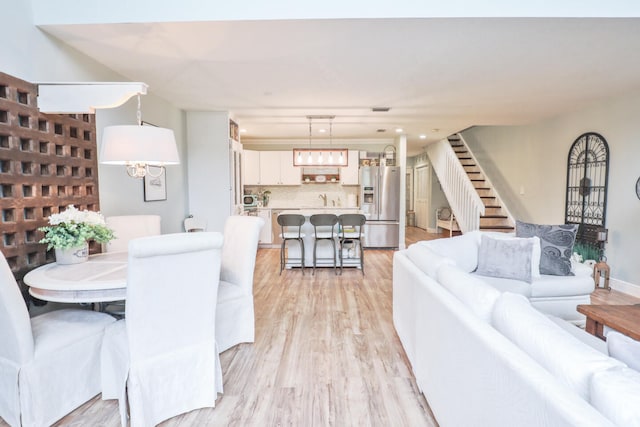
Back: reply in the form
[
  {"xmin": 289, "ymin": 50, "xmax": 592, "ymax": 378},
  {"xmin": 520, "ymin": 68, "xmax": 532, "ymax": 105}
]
[{"xmin": 266, "ymin": 206, "xmax": 359, "ymax": 210}]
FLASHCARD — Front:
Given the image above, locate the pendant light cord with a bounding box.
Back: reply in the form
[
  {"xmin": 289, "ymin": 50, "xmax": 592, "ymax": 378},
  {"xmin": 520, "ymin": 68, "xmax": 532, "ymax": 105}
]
[{"xmin": 136, "ymin": 94, "xmax": 142, "ymax": 126}]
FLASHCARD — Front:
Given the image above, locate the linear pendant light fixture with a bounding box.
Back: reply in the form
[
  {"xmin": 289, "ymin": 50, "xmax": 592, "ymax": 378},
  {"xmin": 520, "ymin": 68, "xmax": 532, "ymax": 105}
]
[{"xmin": 293, "ymin": 115, "xmax": 348, "ymax": 167}]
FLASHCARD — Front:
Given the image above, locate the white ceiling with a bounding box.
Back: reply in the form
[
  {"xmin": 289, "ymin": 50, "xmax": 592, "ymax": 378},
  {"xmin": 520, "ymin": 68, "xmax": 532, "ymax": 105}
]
[{"xmin": 37, "ymin": 17, "xmax": 640, "ymax": 156}]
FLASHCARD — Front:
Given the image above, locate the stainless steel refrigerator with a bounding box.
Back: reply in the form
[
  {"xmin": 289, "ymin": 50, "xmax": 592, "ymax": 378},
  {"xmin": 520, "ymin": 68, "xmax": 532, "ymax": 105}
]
[{"xmin": 360, "ymin": 165, "xmax": 401, "ymax": 248}]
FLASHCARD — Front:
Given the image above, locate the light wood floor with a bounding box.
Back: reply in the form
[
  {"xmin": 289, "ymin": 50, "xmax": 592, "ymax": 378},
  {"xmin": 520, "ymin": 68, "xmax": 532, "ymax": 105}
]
[
  {"xmin": 5, "ymin": 227, "xmax": 638, "ymax": 426},
  {"xmin": 38, "ymin": 229, "xmax": 440, "ymax": 427}
]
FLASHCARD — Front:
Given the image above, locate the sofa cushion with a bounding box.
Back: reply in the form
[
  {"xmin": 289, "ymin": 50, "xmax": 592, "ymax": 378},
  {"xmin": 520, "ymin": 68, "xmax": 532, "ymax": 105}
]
[
  {"xmin": 482, "ymin": 233, "xmax": 541, "ymax": 278},
  {"xmin": 437, "ymin": 264, "xmax": 501, "ymax": 323},
  {"xmin": 515, "ymin": 220, "xmax": 578, "ymax": 276},
  {"xmin": 475, "ymin": 234, "xmax": 534, "ymax": 283},
  {"xmin": 420, "ymin": 230, "xmax": 482, "ymax": 273},
  {"xmin": 546, "ymin": 315, "xmax": 607, "ymax": 354},
  {"xmin": 405, "ymin": 243, "xmax": 454, "ymax": 279},
  {"xmin": 607, "ymin": 330, "xmax": 640, "ymax": 371},
  {"xmin": 492, "ymin": 293, "xmax": 625, "ymax": 401},
  {"xmin": 474, "ymin": 272, "xmax": 593, "ymax": 299},
  {"xmin": 590, "ymin": 366, "xmax": 640, "ymax": 427},
  {"xmin": 470, "ymin": 273, "xmax": 532, "ymax": 297}
]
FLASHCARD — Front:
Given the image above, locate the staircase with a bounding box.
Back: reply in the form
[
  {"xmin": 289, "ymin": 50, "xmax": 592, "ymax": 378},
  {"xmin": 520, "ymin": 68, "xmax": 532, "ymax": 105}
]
[{"xmin": 444, "ymin": 135, "xmax": 514, "ymax": 233}]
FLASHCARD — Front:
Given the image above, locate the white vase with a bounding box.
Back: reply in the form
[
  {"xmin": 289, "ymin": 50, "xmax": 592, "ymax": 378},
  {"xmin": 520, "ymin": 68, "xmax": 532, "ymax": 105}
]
[{"xmin": 55, "ymin": 243, "xmax": 89, "ymax": 265}]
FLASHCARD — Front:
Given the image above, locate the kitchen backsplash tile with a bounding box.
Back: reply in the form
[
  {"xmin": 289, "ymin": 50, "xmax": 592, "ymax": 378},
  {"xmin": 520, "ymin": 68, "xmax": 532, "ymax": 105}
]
[{"xmin": 245, "ymin": 185, "xmax": 359, "ymax": 208}]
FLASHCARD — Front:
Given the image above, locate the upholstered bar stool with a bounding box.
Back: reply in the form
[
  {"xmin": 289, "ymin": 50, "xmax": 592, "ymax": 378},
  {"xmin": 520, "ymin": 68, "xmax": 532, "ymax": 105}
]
[
  {"xmin": 277, "ymin": 213, "xmax": 306, "ymax": 274},
  {"xmin": 338, "ymin": 213, "xmax": 366, "ymax": 275},
  {"xmin": 309, "ymin": 213, "xmax": 339, "ymax": 275}
]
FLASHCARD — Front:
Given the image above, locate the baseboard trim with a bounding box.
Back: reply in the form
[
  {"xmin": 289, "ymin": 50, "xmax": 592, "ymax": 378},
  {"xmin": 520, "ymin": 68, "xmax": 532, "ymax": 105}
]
[{"xmin": 610, "ymin": 278, "xmax": 640, "ymax": 298}]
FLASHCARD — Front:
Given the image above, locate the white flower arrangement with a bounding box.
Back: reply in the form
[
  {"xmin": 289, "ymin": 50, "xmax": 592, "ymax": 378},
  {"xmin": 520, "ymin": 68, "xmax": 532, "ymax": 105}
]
[{"xmin": 39, "ymin": 205, "xmax": 114, "ymax": 250}]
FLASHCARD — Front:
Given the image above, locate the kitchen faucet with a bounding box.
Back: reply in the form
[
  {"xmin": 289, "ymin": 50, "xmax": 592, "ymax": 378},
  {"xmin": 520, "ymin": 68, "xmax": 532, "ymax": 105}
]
[{"xmin": 319, "ymin": 193, "xmax": 327, "ymax": 207}]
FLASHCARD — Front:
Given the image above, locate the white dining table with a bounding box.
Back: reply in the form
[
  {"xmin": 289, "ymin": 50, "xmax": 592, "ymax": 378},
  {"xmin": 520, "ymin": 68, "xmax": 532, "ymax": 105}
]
[{"xmin": 24, "ymin": 251, "xmax": 128, "ymax": 303}]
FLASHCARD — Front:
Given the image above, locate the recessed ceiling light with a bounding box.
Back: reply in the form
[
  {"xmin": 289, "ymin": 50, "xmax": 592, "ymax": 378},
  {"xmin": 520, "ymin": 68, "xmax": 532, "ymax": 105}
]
[
  {"xmin": 318, "ymin": 129, "xmax": 326, "ymax": 133},
  {"xmin": 240, "ymin": 128, "xmax": 247, "ymax": 133},
  {"xmin": 419, "ymin": 134, "xmax": 426, "ymax": 139},
  {"xmin": 395, "ymin": 128, "xmax": 403, "ymax": 133}
]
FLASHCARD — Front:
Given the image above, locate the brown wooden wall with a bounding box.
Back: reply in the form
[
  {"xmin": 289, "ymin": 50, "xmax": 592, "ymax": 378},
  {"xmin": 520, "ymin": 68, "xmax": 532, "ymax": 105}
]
[{"xmin": 0, "ymin": 72, "xmax": 101, "ymax": 283}]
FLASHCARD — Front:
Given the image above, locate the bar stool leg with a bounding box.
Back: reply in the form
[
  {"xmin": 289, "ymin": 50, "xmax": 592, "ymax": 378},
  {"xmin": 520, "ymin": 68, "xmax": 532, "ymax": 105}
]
[
  {"xmin": 312, "ymin": 239, "xmax": 318, "ymax": 275},
  {"xmin": 299, "ymin": 238, "xmax": 305, "ymax": 274},
  {"xmin": 359, "ymin": 239, "xmax": 365, "ymax": 275},
  {"xmin": 332, "ymin": 238, "xmax": 337, "ymax": 275},
  {"xmin": 279, "ymin": 239, "xmax": 286, "ymax": 275}
]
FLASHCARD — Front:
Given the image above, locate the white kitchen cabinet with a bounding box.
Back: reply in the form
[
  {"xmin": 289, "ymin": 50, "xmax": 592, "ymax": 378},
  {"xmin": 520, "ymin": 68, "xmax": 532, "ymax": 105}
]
[
  {"xmin": 257, "ymin": 209, "xmax": 272, "ymax": 244},
  {"xmin": 278, "ymin": 151, "xmax": 300, "ymax": 185},
  {"xmin": 243, "ymin": 150, "xmax": 300, "ymax": 186},
  {"xmin": 243, "ymin": 149, "xmax": 261, "ymax": 185},
  {"xmin": 258, "ymin": 151, "xmax": 300, "ymax": 185},
  {"xmin": 341, "ymin": 150, "xmax": 360, "ymax": 185},
  {"xmin": 258, "ymin": 151, "xmax": 281, "ymax": 185}
]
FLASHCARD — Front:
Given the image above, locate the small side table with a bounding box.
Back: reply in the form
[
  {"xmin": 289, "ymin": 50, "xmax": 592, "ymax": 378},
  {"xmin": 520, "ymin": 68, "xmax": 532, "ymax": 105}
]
[{"xmin": 593, "ymin": 260, "xmax": 611, "ymax": 291}]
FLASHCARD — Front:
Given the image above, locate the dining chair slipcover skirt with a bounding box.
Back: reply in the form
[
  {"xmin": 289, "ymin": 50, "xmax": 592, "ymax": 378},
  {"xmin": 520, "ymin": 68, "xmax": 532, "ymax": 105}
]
[
  {"xmin": 217, "ymin": 215, "xmax": 264, "ymax": 352},
  {"xmin": 100, "ymin": 232, "xmax": 224, "ymax": 427},
  {"xmin": 277, "ymin": 214, "xmax": 306, "ymax": 274},
  {"xmin": 0, "ymin": 252, "xmax": 116, "ymax": 427},
  {"xmin": 338, "ymin": 213, "xmax": 367, "ymax": 275},
  {"xmin": 310, "ymin": 213, "xmax": 339, "ymax": 274}
]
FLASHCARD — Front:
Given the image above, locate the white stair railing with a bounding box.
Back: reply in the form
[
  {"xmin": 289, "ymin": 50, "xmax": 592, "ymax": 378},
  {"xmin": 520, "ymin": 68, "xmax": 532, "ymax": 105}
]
[
  {"xmin": 456, "ymin": 133, "xmax": 515, "ymax": 227},
  {"xmin": 427, "ymin": 138, "xmax": 485, "ymax": 233}
]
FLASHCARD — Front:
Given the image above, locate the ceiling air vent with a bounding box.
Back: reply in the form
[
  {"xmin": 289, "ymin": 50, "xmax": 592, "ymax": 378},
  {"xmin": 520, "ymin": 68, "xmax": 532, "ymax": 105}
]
[
  {"xmin": 376, "ymin": 129, "xmax": 387, "ymax": 133},
  {"xmin": 371, "ymin": 107, "xmax": 391, "ymax": 112}
]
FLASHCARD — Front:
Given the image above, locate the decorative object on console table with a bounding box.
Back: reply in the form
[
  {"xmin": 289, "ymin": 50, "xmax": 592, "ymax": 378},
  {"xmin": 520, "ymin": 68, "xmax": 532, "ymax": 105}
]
[
  {"xmin": 38, "ymin": 205, "xmax": 114, "ymax": 265},
  {"xmin": 593, "ymin": 227, "xmax": 610, "ymax": 290}
]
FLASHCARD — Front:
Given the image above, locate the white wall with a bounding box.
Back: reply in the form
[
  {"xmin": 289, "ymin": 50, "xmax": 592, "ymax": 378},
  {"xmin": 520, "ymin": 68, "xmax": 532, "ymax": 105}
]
[
  {"xmin": 462, "ymin": 89, "xmax": 640, "ymax": 286},
  {"xmin": 186, "ymin": 111, "xmax": 233, "ymax": 232},
  {"xmin": 2, "ymin": 3, "xmax": 189, "ymax": 233}
]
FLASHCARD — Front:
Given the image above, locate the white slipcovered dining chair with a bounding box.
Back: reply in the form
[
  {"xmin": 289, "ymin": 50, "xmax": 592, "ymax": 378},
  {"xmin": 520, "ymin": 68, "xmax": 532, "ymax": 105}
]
[
  {"xmin": 184, "ymin": 215, "xmax": 207, "ymax": 232},
  {"xmin": 217, "ymin": 215, "xmax": 264, "ymax": 353},
  {"xmin": 100, "ymin": 232, "xmax": 224, "ymax": 426},
  {"xmin": 103, "ymin": 215, "xmax": 162, "ymax": 253},
  {"xmin": 101, "ymin": 215, "xmax": 161, "ymax": 316},
  {"xmin": 0, "ymin": 252, "xmax": 116, "ymax": 427}
]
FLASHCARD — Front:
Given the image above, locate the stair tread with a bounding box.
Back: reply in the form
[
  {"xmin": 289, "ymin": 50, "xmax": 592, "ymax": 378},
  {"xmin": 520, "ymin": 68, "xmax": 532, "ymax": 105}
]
[
  {"xmin": 481, "ymin": 215, "xmax": 508, "ymax": 219},
  {"xmin": 480, "ymin": 225, "xmax": 515, "ymax": 230}
]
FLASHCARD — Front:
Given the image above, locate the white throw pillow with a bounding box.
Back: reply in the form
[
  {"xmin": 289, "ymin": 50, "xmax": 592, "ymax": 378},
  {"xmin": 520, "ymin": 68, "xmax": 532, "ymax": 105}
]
[
  {"xmin": 492, "ymin": 292, "xmax": 625, "ymax": 401},
  {"xmin": 481, "ymin": 233, "xmax": 541, "ymax": 278},
  {"xmin": 607, "ymin": 330, "xmax": 640, "ymax": 371},
  {"xmin": 421, "ymin": 230, "xmax": 482, "ymax": 273},
  {"xmin": 405, "ymin": 243, "xmax": 455, "ymax": 279},
  {"xmin": 475, "ymin": 235, "xmax": 535, "ymax": 283},
  {"xmin": 590, "ymin": 366, "xmax": 640, "ymax": 427},
  {"xmin": 437, "ymin": 264, "xmax": 501, "ymax": 323}
]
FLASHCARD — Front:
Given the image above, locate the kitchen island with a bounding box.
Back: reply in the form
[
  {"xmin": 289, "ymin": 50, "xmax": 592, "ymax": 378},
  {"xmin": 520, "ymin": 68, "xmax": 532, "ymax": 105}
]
[{"xmin": 275, "ymin": 208, "xmax": 363, "ymax": 270}]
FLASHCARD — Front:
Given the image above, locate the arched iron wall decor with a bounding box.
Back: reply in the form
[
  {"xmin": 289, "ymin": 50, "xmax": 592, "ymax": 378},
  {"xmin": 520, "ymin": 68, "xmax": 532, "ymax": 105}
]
[{"xmin": 565, "ymin": 132, "xmax": 609, "ymax": 260}]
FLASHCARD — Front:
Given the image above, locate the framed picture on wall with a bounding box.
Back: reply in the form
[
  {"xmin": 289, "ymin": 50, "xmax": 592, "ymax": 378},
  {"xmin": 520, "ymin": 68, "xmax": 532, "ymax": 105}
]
[{"xmin": 143, "ymin": 166, "xmax": 167, "ymax": 201}]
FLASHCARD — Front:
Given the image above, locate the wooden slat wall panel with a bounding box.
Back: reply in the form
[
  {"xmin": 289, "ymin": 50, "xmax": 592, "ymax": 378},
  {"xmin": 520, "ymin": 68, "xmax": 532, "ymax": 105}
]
[{"xmin": 0, "ymin": 72, "xmax": 100, "ymax": 284}]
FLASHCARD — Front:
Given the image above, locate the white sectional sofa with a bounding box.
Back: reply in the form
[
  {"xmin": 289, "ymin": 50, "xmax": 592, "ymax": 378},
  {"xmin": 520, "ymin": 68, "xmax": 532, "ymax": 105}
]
[{"xmin": 393, "ymin": 231, "xmax": 640, "ymax": 427}]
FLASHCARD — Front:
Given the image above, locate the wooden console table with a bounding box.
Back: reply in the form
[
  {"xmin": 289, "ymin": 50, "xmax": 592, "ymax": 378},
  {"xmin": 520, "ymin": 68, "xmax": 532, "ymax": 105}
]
[{"xmin": 577, "ymin": 304, "xmax": 640, "ymax": 341}]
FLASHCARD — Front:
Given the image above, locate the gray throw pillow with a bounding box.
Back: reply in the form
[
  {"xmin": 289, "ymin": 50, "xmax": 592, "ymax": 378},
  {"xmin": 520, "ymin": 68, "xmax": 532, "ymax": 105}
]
[
  {"xmin": 476, "ymin": 234, "xmax": 533, "ymax": 283},
  {"xmin": 515, "ymin": 220, "xmax": 578, "ymax": 276}
]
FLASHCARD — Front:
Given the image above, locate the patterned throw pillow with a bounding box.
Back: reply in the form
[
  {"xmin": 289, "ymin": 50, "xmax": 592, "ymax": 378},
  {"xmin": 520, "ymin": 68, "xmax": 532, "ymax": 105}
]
[{"xmin": 515, "ymin": 220, "xmax": 578, "ymax": 276}]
